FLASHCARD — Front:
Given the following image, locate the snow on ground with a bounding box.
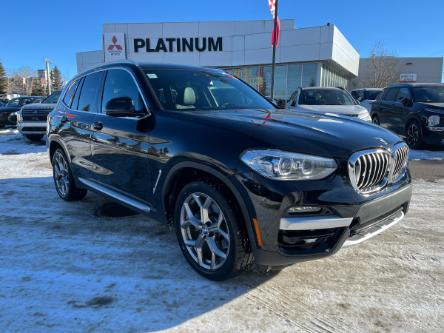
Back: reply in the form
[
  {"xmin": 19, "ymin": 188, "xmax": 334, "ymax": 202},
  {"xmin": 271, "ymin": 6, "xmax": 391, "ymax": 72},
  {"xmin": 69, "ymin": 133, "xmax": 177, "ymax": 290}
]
[
  {"xmin": 409, "ymin": 148, "xmax": 444, "ymax": 161},
  {"xmin": 0, "ymin": 130, "xmax": 443, "ymax": 332}
]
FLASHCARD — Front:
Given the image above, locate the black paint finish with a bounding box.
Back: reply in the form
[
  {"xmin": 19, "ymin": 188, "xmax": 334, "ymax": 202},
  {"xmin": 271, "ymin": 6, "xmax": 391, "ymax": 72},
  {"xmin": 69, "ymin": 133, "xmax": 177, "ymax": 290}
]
[{"xmin": 48, "ymin": 62, "xmax": 412, "ymax": 267}]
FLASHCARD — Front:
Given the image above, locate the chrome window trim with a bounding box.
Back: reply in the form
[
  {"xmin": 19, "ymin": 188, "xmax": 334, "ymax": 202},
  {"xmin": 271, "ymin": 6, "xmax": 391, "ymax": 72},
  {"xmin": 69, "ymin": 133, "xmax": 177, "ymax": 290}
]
[{"xmin": 61, "ymin": 66, "xmax": 152, "ymax": 116}]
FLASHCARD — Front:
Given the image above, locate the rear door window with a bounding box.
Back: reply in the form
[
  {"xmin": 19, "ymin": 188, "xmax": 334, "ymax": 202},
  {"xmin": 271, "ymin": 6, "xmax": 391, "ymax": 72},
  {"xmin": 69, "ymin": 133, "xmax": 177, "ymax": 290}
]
[{"xmin": 77, "ymin": 72, "xmax": 103, "ymax": 113}]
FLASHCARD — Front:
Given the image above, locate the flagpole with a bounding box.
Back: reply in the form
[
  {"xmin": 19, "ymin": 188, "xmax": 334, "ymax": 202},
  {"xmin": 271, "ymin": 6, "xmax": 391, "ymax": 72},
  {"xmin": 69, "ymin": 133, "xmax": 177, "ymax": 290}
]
[{"xmin": 270, "ymin": 0, "xmax": 279, "ymax": 100}]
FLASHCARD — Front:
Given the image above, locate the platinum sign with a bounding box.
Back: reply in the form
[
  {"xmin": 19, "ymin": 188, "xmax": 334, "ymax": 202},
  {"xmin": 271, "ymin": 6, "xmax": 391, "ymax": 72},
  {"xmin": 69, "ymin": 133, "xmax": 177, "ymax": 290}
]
[{"xmin": 133, "ymin": 37, "xmax": 223, "ymax": 53}]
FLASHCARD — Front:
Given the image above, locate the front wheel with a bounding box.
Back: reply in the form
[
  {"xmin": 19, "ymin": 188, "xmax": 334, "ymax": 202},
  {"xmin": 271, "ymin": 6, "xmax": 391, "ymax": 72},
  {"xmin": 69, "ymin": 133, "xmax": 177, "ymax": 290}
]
[
  {"xmin": 406, "ymin": 120, "xmax": 423, "ymax": 149},
  {"xmin": 174, "ymin": 181, "xmax": 249, "ymax": 280},
  {"xmin": 52, "ymin": 148, "xmax": 87, "ymax": 201},
  {"xmin": 25, "ymin": 134, "xmax": 44, "ymax": 142}
]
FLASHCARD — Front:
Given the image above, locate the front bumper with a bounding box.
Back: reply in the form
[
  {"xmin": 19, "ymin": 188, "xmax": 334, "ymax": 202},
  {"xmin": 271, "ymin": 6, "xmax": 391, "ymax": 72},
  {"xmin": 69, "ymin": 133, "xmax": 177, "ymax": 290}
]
[
  {"xmin": 18, "ymin": 121, "xmax": 47, "ymax": 134},
  {"xmin": 424, "ymin": 126, "xmax": 444, "ymax": 145},
  {"xmin": 235, "ymin": 171, "xmax": 412, "ymax": 267}
]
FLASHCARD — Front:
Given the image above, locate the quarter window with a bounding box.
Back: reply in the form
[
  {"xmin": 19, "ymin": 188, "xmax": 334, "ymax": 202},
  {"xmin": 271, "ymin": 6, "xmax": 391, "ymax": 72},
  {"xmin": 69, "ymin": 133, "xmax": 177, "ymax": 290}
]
[
  {"xmin": 63, "ymin": 80, "xmax": 80, "ymax": 107},
  {"xmin": 77, "ymin": 72, "xmax": 102, "ymax": 113},
  {"xmin": 101, "ymin": 69, "xmax": 146, "ymax": 114}
]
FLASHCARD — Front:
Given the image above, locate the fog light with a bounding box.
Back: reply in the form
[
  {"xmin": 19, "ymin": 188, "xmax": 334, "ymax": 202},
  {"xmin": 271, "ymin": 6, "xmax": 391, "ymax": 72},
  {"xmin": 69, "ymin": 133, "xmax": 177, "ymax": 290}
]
[{"xmin": 287, "ymin": 206, "xmax": 322, "ymax": 214}]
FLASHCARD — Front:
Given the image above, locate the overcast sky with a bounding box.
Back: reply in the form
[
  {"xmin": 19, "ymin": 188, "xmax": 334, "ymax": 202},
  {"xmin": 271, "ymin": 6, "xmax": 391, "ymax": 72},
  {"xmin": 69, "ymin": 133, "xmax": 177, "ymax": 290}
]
[{"xmin": 1, "ymin": 0, "xmax": 443, "ymax": 80}]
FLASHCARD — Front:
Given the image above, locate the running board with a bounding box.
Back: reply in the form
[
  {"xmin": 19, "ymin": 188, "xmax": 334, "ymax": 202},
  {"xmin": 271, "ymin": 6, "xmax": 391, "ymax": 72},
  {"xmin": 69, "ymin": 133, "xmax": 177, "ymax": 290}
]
[{"xmin": 78, "ymin": 177, "xmax": 151, "ymax": 214}]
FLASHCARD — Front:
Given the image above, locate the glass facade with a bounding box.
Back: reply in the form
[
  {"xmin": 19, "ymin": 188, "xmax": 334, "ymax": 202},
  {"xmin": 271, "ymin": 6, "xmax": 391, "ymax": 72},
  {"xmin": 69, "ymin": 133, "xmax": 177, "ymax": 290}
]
[
  {"xmin": 223, "ymin": 62, "xmax": 319, "ymax": 100},
  {"xmin": 320, "ymin": 63, "xmax": 349, "ymax": 88},
  {"xmin": 222, "ymin": 61, "xmax": 351, "ymax": 100}
]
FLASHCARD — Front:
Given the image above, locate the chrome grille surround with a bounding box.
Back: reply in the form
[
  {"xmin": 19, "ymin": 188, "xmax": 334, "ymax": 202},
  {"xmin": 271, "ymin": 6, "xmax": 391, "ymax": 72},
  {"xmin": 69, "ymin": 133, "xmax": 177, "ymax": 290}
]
[
  {"xmin": 390, "ymin": 142, "xmax": 409, "ymax": 182},
  {"xmin": 348, "ymin": 149, "xmax": 392, "ymax": 195},
  {"xmin": 348, "ymin": 143, "xmax": 409, "ymax": 195}
]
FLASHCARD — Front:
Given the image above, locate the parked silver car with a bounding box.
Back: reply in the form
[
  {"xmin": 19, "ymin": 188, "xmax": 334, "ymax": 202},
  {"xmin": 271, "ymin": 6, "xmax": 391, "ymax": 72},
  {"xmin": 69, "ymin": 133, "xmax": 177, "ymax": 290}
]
[{"xmin": 288, "ymin": 87, "xmax": 371, "ymax": 121}]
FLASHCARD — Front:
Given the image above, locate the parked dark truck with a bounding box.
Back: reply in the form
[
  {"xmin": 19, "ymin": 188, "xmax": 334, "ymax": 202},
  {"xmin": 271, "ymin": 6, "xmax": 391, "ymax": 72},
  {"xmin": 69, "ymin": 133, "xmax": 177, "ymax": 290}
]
[
  {"xmin": 371, "ymin": 83, "xmax": 444, "ymax": 148},
  {"xmin": 47, "ymin": 62, "xmax": 412, "ymax": 280}
]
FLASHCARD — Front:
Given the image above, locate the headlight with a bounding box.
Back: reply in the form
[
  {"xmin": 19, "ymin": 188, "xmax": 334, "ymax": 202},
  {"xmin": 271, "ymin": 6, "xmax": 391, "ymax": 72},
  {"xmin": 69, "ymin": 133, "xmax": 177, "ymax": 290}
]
[
  {"xmin": 358, "ymin": 110, "xmax": 371, "ymax": 122},
  {"xmin": 240, "ymin": 149, "xmax": 337, "ymax": 180},
  {"xmin": 427, "ymin": 115, "xmax": 440, "ymax": 127}
]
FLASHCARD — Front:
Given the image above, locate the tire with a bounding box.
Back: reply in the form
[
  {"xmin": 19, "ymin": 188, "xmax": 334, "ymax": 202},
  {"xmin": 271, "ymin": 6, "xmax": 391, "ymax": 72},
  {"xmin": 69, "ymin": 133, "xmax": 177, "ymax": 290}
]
[
  {"xmin": 174, "ymin": 181, "xmax": 250, "ymax": 280},
  {"xmin": 372, "ymin": 114, "xmax": 380, "ymax": 125},
  {"xmin": 52, "ymin": 148, "xmax": 87, "ymax": 201},
  {"xmin": 25, "ymin": 134, "xmax": 44, "ymax": 142},
  {"xmin": 0, "ymin": 122, "xmax": 5, "ymax": 129},
  {"xmin": 405, "ymin": 120, "xmax": 423, "ymax": 149}
]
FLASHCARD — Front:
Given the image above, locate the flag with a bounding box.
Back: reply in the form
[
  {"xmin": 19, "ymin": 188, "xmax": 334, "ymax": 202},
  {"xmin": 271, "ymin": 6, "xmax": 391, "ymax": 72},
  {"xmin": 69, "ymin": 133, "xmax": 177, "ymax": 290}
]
[{"xmin": 268, "ymin": 0, "xmax": 280, "ymax": 47}]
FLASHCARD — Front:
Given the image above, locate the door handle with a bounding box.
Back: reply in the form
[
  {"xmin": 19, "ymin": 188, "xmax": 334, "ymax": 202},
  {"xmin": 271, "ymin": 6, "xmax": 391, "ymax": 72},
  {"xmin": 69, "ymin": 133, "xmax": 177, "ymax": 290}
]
[{"xmin": 93, "ymin": 121, "xmax": 103, "ymax": 131}]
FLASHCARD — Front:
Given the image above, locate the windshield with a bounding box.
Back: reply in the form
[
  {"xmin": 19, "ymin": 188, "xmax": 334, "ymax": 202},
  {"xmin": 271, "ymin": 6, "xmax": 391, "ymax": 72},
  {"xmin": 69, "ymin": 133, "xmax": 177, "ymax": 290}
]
[
  {"xmin": 43, "ymin": 91, "xmax": 61, "ymax": 104},
  {"xmin": 413, "ymin": 86, "xmax": 444, "ymax": 103},
  {"xmin": 144, "ymin": 69, "xmax": 274, "ymax": 111},
  {"xmin": 299, "ymin": 89, "xmax": 356, "ymax": 106}
]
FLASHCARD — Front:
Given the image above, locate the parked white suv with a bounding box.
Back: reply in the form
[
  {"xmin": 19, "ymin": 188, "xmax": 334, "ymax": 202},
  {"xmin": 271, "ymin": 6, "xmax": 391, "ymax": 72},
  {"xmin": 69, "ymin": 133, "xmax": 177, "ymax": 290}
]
[
  {"xmin": 351, "ymin": 88, "xmax": 383, "ymax": 112},
  {"xmin": 17, "ymin": 91, "xmax": 61, "ymax": 141},
  {"xmin": 288, "ymin": 87, "xmax": 371, "ymax": 122}
]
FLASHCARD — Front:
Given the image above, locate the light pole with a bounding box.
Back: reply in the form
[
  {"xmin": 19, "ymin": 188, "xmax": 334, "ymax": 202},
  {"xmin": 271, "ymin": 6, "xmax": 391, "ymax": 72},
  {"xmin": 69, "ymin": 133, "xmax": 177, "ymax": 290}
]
[{"xmin": 45, "ymin": 58, "xmax": 52, "ymax": 95}]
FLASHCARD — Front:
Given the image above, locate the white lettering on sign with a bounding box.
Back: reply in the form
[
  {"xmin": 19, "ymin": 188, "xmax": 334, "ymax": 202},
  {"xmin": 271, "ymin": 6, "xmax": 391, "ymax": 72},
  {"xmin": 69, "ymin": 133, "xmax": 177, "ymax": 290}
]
[{"xmin": 400, "ymin": 73, "xmax": 417, "ymax": 82}]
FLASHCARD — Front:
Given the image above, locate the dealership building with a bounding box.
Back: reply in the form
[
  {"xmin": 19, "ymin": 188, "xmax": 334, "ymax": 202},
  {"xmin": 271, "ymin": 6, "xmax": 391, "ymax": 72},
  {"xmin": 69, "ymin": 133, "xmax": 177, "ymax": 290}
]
[{"xmin": 76, "ymin": 20, "xmax": 360, "ymax": 99}]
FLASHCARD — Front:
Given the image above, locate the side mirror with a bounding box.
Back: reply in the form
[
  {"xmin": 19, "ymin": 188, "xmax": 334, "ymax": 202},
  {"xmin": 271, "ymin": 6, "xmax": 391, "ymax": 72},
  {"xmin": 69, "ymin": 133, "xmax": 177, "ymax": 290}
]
[
  {"xmin": 105, "ymin": 97, "xmax": 137, "ymax": 117},
  {"xmin": 401, "ymin": 97, "xmax": 413, "ymax": 107}
]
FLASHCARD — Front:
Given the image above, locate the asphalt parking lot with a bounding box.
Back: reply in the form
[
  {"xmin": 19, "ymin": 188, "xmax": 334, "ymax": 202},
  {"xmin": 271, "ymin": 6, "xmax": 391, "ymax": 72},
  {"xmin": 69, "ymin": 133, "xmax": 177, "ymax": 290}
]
[{"xmin": 0, "ymin": 129, "xmax": 443, "ymax": 333}]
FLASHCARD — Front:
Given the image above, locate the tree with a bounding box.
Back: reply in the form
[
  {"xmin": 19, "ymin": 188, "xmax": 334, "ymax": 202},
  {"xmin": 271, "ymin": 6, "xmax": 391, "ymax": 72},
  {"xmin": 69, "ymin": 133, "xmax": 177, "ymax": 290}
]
[
  {"xmin": 50, "ymin": 66, "xmax": 63, "ymax": 91},
  {"xmin": 31, "ymin": 77, "xmax": 44, "ymax": 96},
  {"xmin": 364, "ymin": 42, "xmax": 399, "ymax": 88},
  {"xmin": 0, "ymin": 62, "xmax": 7, "ymax": 96}
]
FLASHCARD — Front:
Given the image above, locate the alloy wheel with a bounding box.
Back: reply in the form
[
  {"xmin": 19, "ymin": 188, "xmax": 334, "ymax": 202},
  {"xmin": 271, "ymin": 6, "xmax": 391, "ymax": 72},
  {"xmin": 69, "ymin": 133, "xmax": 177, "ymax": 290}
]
[
  {"xmin": 53, "ymin": 151, "xmax": 70, "ymax": 197},
  {"xmin": 180, "ymin": 192, "xmax": 230, "ymax": 270}
]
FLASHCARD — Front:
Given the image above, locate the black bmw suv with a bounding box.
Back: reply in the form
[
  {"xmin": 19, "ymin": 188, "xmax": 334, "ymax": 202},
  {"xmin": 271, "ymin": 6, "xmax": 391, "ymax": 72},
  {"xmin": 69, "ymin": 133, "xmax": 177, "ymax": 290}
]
[
  {"xmin": 371, "ymin": 83, "xmax": 444, "ymax": 148},
  {"xmin": 48, "ymin": 62, "xmax": 412, "ymax": 280}
]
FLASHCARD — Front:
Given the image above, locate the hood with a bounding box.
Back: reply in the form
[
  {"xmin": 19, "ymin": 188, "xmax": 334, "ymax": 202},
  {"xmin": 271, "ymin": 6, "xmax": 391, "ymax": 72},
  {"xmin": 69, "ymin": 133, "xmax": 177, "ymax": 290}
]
[
  {"xmin": 417, "ymin": 103, "xmax": 444, "ymax": 114},
  {"xmin": 185, "ymin": 109, "xmax": 403, "ymax": 160},
  {"xmin": 20, "ymin": 103, "xmax": 56, "ymax": 111},
  {"xmin": 296, "ymin": 104, "xmax": 368, "ymax": 116}
]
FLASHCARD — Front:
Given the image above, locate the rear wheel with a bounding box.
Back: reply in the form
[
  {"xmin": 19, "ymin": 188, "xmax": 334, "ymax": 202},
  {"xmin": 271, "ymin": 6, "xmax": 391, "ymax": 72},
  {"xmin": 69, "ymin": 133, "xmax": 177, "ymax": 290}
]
[
  {"xmin": 406, "ymin": 120, "xmax": 423, "ymax": 149},
  {"xmin": 52, "ymin": 148, "xmax": 87, "ymax": 201},
  {"xmin": 372, "ymin": 114, "xmax": 380, "ymax": 125},
  {"xmin": 25, "ymin": 134, "xmax": 44, "ymax": 142},
  {"xmin": 174, "ymin": 181, "xmax": 249, "ymax": 280}
]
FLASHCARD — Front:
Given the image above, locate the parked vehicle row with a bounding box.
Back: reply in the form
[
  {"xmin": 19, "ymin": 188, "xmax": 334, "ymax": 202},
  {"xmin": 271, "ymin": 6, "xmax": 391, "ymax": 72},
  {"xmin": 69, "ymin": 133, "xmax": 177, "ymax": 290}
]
[
  {"xmin": 47, "ymin": 62, "xmax": 412, "ymax": 280},
  {"xmin": 16, "ymin": 91, "xmax": 61, "ymax": 141},
  {"xmin": 0, "ymin": 96, "xmax": 43, "ymax": 128}
]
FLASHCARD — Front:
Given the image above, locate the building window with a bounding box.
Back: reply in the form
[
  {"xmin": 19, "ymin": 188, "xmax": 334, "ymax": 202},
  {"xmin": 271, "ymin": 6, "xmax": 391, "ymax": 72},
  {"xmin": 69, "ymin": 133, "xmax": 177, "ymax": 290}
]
[
  {"xmin": 222, "ymin": 62, "xmax": 320, "ymax": 100},
  {"xmin": 302, "ymin": 63, "xmax": 318, "ymax": 87}
]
